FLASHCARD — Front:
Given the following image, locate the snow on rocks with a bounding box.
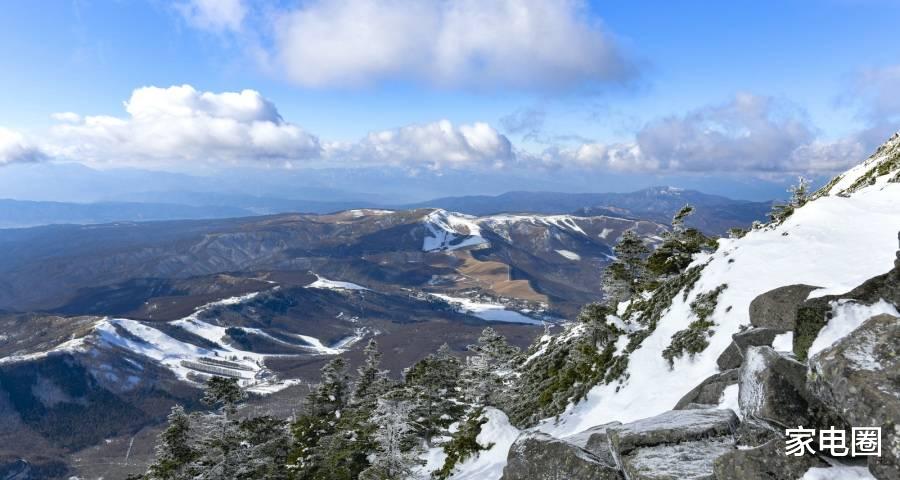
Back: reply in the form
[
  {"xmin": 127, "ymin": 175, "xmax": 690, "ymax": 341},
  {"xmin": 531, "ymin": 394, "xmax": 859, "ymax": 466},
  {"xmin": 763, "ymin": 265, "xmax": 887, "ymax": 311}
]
[
  {"xmin": 538, "ymin": 172, "xmax": 900, "ymax": 436},
  {"xmin": 807, "ymin": 299, "xmax": 898, "ymax": 358},
  {"xmin": 448, "ymin": 408, "xmax": 520, "ymax": 480}
]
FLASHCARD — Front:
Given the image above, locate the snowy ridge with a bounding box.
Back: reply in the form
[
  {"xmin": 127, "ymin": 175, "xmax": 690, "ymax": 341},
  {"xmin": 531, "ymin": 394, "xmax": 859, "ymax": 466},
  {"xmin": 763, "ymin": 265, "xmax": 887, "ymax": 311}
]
[
  {"xmin": 421, "ymin": 209, "xmax": 618, "ymax": 252},
  {"xmin": 533, "ymin": 143, "xmax": 900, "ymax": 437},
  {"xmin": 422, "ymin": 209, "xmax": 489, "ymax": 252}
]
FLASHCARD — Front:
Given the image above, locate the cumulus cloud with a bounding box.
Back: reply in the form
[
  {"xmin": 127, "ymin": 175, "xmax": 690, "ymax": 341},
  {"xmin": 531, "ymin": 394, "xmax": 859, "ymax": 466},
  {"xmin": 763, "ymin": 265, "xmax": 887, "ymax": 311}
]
[
  {"xmin": 531, "ymin": 94, "xmax": 864, "ymax": 175},
  {"xmin": 328, "ymin": 120, "xmax": 514, "ymax": 170},
  {"xmin": 47, "ymin": 85, "xmax": 320, "ymax": 166},
  {"xmin": 176, "ymin": 0, "xmax": 246, "ymax": 33},
  {"xmin": 271, "ymin": 0, "xmax": 634, "ymax": 89},
  {"xmin": 0, "ymin": 128, "xmax": 46, "ymax": 166}
]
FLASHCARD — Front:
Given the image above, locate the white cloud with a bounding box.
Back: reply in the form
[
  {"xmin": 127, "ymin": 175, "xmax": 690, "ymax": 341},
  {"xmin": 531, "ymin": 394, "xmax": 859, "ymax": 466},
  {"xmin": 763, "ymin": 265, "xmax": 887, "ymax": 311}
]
[
  {"xmin": 272, "ymin": 0, "xmax": 633, "ymax": 89},
  {"xmin": 850, "ymin": 64, "xmax": 900, "ymax": 122},
  {"xmin": 328, "ymin": 119, "xmax": 514, "ymax": 170},
  {"xmin": 47, "ymin": 85, "xmax": 320, "ymax": 166},
  {"xmin": 176, "ymin": 0, "xmax": 246, "ymax": 33},
  {"xmin": 531, "ymin": 94, "xmax": 865, "ymax": 175},
  {"xmin": 0, "ymin": 128, "xmax": 46, "ymax": 166},
  {"xmin": 50, "ymin": 112, "xmax": 81, "ymax": 123}
]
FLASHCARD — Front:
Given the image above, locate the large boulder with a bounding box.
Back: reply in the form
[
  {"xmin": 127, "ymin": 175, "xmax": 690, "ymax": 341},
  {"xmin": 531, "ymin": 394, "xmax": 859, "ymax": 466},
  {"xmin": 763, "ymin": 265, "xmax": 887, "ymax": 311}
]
[
  {"xmin": 749, "ymin": 284, "xmax": 820, "ymax": 330},
  {"xmin": 716, "ymin": 327, "xmax": 785, "ymax": 370},
  {"xmin": 607, "ymin": 409, "xmax": 738, "ymax": 480},
  {"xmin": 675, "ymin": 369, "xmax": 739, "ymax": 410},
  {"xmin": 564, "ymin": 421, "xmax": 622, "ymax": 466},
  {"xmin": 739, "ymin": 346, "xmax": 813, "ymax": 429},
  {"xmin": 808, "ymin": 314, "xmax": 900, "ymax": 480},
  {"xmin": 501, "ymin": 431, "xmax": 622, "ymax": 480},
  {"xmin": 713, "ymin": 438, "xmax": 828, "ymax": 480}
]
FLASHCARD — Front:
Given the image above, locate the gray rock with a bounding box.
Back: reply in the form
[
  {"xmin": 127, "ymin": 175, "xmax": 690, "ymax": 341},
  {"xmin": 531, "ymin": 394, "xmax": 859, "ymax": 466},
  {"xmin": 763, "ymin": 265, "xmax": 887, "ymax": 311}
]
[
  {"xmin": 749, "ymin": 284, "xmax": 820, "ymax": 330},
  {"xmin": 675, "ymin": 369, "xmax": 739, "ymax": 410},
  {"xmin": 501, "ymin": 431, "xmax": 622, "ymax": 480},
  {"xmin": 621, "ymin": 437, "xmax": 734, "ymax": 480},
  {"xmin": 716, "ymin": 341, "xmax": 744, "ymax": 370},
  {"xmin": 808, "ymin": 314, "xmax": 900, "ymax": 480},
  {"xmin": 605, "ymin": 409, "xmax": 740, "ymax": 480},
  {"xmin": 680, "ymin": 403, "xmax": 718, "ymax": 410},
  {"xmin": 564, "ymin": 421, "xmax": 622, "ymax": 466},
  {"xmin": 738, "ymin": 346, "xmax": 812, "ymax": 429},
  {"xmin": 716, "ymin": 327, "xmax": 789, "ymax": 370},
  {"xmin": 713, "ymin": 438, "xmax": 828, "ymax": 480},
  {"xmin": 608, "ymin": 409, "xmax": 739, "ymax": 456}
]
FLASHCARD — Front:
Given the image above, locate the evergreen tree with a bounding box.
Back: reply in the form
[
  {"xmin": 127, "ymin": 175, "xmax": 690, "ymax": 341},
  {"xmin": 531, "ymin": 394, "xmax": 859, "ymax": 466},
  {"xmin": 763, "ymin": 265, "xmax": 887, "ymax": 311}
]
[
  {"xmin": 359, "ymin": 399, "xmax": 422, "ymax": 480},
  {"xmin": 352, "ymin": 339, "xmax": 391, "ymax": 410},
  {"xmin": 645, "ymin": 204, "xmax": 714, "ymax": 281},
  {"xmin": 146, "ymin": 405, "xmax": 197, "ymax": 480},
  {"xmin": 402, "ymin": 344, "xmax": 463, "ymax": 442},
  {"xmin": 196, "ymin": 377, "xmax": 247, "ymax": 479},
  {"xmin": 602, "ymin": 229, "xmax": 650, "ymax": 303},
  {"xmin": 768, "ymin": 176, "xmax": 810, "ymax": 223}
]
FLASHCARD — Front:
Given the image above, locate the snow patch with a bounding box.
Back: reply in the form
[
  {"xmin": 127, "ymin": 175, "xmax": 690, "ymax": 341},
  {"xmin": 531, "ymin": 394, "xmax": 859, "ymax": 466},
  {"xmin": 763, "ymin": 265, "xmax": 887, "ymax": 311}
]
[
  {"xmin": 423, "ymin": 210, "xmax": 489, "ymax": 252},
  {"xmin": 771, "ymin": 332, "xmax": 793, "ymax": 352},
  {"xmin": 801, "ymin": 465, "xmax": 876, "ymax": 480},
  {"xmin": 449, "ymin": 408, "xmax": 520, "ymax": 480},
  {"xmin": 809, "ymin": 299, "xmax": 899, "ymax": 358},
  {"xmin": 307, "ymin": 275, "xmax": 368, "ymax": 291},
  {"xmin": 432, "ymin": 294, "xmax": 543, "ymax": 325},
  {"xmin": 555, "ymin": 249, "xmax": 581, "ymax": 261}
]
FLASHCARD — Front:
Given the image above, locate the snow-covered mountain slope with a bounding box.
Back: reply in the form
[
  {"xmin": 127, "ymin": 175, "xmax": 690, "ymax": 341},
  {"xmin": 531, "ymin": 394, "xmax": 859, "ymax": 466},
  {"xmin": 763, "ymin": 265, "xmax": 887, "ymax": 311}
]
[
  {"xmin": 421, "ymin": 208, "xmax": 665, "ymax": 253},
  {"xmin": 538, "ymin": 134, "xmax": 900, "ymax": 436}
]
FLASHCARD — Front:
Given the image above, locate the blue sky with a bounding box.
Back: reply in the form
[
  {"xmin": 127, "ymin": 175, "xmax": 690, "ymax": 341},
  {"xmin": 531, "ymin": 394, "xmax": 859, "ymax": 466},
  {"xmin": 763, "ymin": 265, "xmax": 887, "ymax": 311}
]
[{"xmin": 0, "ymin": 0, "xmax": 899, "ymax": 200}]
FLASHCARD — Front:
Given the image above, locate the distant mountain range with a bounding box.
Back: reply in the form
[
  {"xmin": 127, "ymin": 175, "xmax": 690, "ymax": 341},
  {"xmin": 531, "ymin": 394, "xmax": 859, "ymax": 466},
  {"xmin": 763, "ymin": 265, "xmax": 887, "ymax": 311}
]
[
  {"xmin": 403, "ymin": 187, "xmax": 772, "ymax": 234},
  {"xmin": 0, "ymin": 186, "xmax": 771, "ymax": 234}
]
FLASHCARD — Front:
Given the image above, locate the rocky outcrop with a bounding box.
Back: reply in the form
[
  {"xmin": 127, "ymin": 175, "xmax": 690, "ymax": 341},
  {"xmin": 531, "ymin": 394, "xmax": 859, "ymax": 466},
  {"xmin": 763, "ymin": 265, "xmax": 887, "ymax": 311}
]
[
  {"xmin": 808, "ymin": 313, "xmax": 900, "ymax": 479},
  {"xmin": 607, "ymin": 409, "xmax": 739, "ymax": 480},
  {"xmin": 713, "ymin": 438, "xmax": 828, "ymax": 480},
  {"xmin": 501, "ymin": 431, "xmax": 622, "ymax": 480},
  {"xmin": 748, "ymin": 284, "xmax": 820, "ymax": 330},
  {"xmin": 716, "ymin": 327, "xmax": 785, "ymax": 370},
  {"xmin": 563, "ymin": 421, "xmax": 622, "ymax": 466},
  {"xmin": 674, "ymin": 369, "xmax": 739, "ymax": 410},
  {"xmin": 794, "ymin": 238, "xmax": 900, "ymax": 360}
]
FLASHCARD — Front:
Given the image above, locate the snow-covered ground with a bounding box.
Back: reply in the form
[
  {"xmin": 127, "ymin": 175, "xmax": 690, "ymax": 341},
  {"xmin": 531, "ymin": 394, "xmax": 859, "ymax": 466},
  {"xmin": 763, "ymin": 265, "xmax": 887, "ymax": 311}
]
[
  {"xmin": 535, "ymin": 150, "xmax": 900, "ymax": 436},
  {"xmin": 446, "ymin": 408, "xmax": 520, "ymax": 480},
  {"xmin": 432, "ymin": 293, "xmax": 544, "ymax": 325}
]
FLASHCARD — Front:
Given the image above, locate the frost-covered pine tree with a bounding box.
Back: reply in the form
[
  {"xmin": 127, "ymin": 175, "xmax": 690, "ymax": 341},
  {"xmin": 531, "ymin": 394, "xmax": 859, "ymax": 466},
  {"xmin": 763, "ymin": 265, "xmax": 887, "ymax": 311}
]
[
  {"xmin": 602, "ymin": 229, "xmax": 650, "ymax": 303},
  {"xmin": 146, "ymin": 405, "xmax": 197, "ymax": 480},
  {"xmin": 353, "ymin": 339, "xmax": 391, "ymax": 410},
  {"xmin": 769, "ymin": 176, "xmax": 810, "ymax": 223},
  {"xmin": 359, "ymin": 399, "xmax": 422, "ymax": 480},
  {"xmin": 646, "ymin": 204, "xmax": 714, "ymax": 281},
  {"xmin": 402, "ymin": 344, "xmax": 463, "ymax": 442}
]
